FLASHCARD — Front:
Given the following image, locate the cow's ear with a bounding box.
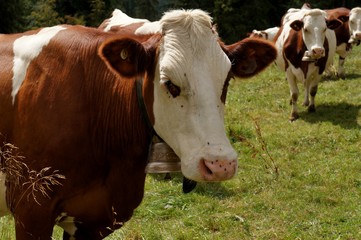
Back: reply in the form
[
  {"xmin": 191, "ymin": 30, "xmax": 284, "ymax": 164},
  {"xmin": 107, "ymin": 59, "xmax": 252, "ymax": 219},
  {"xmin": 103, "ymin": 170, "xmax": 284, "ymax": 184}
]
[
  {"xmin": 221, "ymin": 38, "xmax": 277, "ymax": 78},
  {"xmin": 290, "ymin": 20, "xmax": 304, "ymax": 31},
  {"xmin": 326, "ymin": 19, "xmax": 343, "ymax": 30},
  {"xmin": 99, "ymin": 37, "xmax": 147, "ymax": 77}
]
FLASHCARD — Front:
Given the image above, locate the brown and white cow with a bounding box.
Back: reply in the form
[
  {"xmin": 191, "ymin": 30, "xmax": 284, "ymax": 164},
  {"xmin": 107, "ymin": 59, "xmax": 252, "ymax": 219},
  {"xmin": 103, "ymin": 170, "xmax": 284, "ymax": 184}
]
[
  {"xmin": 0, "ymin": 9, "xmax": 277, "ymax": 239},
  {"xmin": 349, "ymin": 7, "xmax": 361, "ymax": 44},
  {"xmin": 274, "ymin": 8, "xmax": 342, "ymax": 121},
  {"xmin": 325, "ymin": 7, "xmax": 361, "ymax": 78},
  {"xmin": 304, "ymin": 4, "xmax": 361, "ymax": 78},
  {"xmin": 248, "ymin": 27, "xmax": 280, "ymax": 41}
]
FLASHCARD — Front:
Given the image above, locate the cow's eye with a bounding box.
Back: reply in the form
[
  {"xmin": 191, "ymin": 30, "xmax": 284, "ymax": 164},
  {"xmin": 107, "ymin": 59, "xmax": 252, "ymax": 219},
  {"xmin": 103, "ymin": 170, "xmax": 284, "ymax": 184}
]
[{"xmin": 163, "ymin": 80, "xmax": 180, "ymax": 98}]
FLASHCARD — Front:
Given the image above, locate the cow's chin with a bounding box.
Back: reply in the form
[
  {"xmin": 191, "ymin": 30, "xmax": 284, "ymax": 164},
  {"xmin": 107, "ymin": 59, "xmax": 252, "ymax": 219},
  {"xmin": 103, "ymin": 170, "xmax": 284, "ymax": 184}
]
[{"xmin": 180, "ymin": 160, "xmax": 203, "ymax": 182}]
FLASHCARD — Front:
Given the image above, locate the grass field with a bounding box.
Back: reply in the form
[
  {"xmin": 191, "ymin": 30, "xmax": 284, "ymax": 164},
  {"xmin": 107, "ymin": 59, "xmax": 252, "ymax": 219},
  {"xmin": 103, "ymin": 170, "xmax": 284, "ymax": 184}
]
[{"xmin": 1, "ymin": 47, "xmax": 360, "ymax": 239}]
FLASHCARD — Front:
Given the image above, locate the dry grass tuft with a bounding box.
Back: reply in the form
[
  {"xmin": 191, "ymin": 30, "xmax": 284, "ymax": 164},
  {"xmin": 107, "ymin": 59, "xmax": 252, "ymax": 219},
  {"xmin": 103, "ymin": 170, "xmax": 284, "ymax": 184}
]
[{"xmin": 0, "ymin": 142, "xmax": 65, "ymax": 207}]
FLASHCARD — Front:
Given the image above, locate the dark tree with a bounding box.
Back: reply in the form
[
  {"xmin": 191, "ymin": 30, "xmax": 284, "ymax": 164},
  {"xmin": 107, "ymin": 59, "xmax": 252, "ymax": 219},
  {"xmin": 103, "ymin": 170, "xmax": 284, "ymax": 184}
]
[
  {"xmin": 1, "ymin": 0, "xmax": 360, "ymax": 41},
  {"xmin": 0, "ymin": 0, "xmax": 29, "ymax": 33}
]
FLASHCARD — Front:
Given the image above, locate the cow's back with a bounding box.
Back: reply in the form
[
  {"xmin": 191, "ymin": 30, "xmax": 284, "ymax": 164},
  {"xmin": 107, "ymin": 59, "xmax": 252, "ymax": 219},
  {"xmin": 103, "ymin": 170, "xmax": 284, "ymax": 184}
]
[{"xmin": 0, "ymin": 33, "xmax": 21, "ymax": 139}]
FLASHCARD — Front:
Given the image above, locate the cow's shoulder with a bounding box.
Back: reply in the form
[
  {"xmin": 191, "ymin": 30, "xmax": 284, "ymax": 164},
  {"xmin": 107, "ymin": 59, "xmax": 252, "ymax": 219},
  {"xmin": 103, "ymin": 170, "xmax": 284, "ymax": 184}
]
[{"xmin": 283, "ymin": 29, "xmax": 306, "ymax": 68}]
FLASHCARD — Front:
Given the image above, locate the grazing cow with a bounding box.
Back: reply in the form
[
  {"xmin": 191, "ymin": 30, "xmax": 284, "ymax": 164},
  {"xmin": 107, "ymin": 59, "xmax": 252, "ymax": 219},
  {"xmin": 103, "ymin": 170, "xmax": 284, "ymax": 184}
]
[
  {"xmin": 248, "ymin": 27, "xmax": 280, "ymax": 41},
  {"xmin": 0, "ymin": 9, "xmax": 277, "ymax": 239},
  {"xmin": 274, "ymin": 8, "xmax": 342, "ymax": 121}
]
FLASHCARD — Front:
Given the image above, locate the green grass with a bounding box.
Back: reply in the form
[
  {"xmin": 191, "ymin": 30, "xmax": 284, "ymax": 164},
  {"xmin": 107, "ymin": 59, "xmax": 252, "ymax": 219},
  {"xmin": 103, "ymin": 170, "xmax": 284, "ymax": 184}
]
[{"xmin": 1, "ymin": 47, "xmax": 361, "ymax": 239}]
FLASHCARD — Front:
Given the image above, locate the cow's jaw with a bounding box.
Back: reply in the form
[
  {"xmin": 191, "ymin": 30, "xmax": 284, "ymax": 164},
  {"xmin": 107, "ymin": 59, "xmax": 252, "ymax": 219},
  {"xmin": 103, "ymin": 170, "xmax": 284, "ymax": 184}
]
[{"xmin": 151, "ymin": 12, "xmax": 238, "ymax": 182}]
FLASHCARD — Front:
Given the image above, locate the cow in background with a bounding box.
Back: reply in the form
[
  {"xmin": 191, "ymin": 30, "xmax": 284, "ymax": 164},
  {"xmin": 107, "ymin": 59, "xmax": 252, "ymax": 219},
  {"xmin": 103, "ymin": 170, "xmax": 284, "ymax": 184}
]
[
  {"xmin": 326, "ymin": 7, "xmax": 352, "ymax": 79},
  {"xmin": 99, "ymin": 8, "xmax": 160, "ymax": 35},
  {"xmin": 248, "ymin": 27, "xmax": 280, "ymax": 41},
  {"xmin": 304, "ymin": 4, "xmax": 361, "ymax": 78},
  {"xmin": 0, "ymin": 9, "xmax": 277, "ymax": 239},
  {"xmin": 348, "ymin": 7, "xmax": 361, "ymax": 44},
  {"xmin": 274, "ymin": 8, "xmax": 343, "ymax": 121}
]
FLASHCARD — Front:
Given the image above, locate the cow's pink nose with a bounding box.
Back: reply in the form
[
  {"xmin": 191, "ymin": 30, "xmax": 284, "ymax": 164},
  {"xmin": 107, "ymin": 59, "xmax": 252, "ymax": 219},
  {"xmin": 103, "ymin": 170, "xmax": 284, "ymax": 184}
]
[
  {"xmin": 200, "ymin": 159, "xmax": 237, "ymax": 181},
  {"xmin": 312, "ymin": 48, "xmax": 325, "ymax": 58}
]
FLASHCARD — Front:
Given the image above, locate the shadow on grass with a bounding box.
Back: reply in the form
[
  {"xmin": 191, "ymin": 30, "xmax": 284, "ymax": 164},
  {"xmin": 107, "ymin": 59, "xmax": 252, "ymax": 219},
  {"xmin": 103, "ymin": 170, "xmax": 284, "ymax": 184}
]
[
  {"xmin": 194, "ymin": 182, "xmax": 237, "ymax": 199},
  {"xmin": 148, "ymin": 172, "xmax": 236, "ymax": 199},
  {"xmin": 300, "ymin": 102, "xmax": 361, "ymax": 129},
  {"xmin": 322, "ymin": 73, "xmax": 361, "ymax": 82}
]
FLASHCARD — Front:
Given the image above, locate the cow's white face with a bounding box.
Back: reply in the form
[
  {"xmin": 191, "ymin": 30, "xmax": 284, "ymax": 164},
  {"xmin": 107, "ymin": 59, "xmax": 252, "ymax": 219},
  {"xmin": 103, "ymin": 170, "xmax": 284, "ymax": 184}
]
[
  {"xmin": 152, "ymin": 10, "xmax": 237, "ymax": 182},
  {"xmin": 349, "ymin": 7, "xmax": 361, "ymax": 43},
  {"xmin": 286, "ymin": 9, "xmax": 341, "ymax": 60},
  {"xmin": 301, "ymin": 11, "xmax": 328, "ymax": 58}
]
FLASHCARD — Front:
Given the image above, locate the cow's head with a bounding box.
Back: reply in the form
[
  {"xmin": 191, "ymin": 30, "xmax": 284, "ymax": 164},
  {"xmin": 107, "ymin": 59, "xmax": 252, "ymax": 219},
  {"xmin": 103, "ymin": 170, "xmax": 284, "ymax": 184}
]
[
  {"xmin": 349, "ymin": 7, "xmax": 361, "ymax": 45},
  {"xmin": 99, "ymin": 9, "xmax": 276, "ymax": 182},
  {"xmin": 289, "ymin": 9, "xmax": 342, "ymax": 60}
]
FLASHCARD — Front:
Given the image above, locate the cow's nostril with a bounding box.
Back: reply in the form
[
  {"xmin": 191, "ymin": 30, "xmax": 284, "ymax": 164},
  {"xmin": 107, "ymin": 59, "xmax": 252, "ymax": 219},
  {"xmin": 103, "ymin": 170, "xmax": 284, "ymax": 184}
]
[{"xmin": 204, "ymin": 163, "xmax": 213, "ymax": 175}]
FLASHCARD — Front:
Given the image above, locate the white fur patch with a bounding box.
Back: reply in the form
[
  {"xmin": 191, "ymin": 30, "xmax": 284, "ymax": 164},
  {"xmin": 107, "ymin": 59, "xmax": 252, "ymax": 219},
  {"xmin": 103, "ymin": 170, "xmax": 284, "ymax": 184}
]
[
  {"xmin": 55, "ymin": 212, "xmax": 77, "ymax": 237},
  {"xmin": 0, "ymin": 172, "xmax": 10, "ymax": 216},
  {"xmin": 135, "ymin": 21, "xmax": 161, "ymax": 35},
  {"xmin": 151, "ymin": 10, "xmax": 237, "ymax": 181},
  {"xmin": 12, "ymin": 26, "xmax": 66, "ymax": 104},
  {"xmin": 104, "ymin": 9, "xmax": 149, "ymax": 32}
]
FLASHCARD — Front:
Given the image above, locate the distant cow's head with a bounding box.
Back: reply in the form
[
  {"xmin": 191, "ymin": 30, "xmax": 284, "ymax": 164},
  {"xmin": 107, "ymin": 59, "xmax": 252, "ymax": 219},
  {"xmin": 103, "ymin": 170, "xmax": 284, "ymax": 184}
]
[
  {"xmin": 349, "ymin": 7, "xmax": 361, "ymax": 44},
  {"xmin": 99, "ymin": 9, "xmax": 276, "ymax": 182},
  {"xmin": 289, "ymin": 9, "xmax": 342, "ymax": 60}
]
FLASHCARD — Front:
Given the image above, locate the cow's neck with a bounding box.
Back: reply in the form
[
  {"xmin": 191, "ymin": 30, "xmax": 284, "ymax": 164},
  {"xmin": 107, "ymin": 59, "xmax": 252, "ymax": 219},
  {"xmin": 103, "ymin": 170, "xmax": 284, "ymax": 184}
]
[
  {"xmin": 84, "ymin": 59, "xmax": 152, "ymax": 165},
  {"xmin": 83, "ymin": 68, "xmax": 151, "ymax": 221}
]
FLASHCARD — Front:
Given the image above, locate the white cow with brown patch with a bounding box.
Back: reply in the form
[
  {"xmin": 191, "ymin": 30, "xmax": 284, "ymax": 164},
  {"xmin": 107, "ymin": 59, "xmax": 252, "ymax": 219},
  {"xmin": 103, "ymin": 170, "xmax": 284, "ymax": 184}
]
[{"xmin": 274, "ymin": 8, "xmax": 342, "ymax": 121}]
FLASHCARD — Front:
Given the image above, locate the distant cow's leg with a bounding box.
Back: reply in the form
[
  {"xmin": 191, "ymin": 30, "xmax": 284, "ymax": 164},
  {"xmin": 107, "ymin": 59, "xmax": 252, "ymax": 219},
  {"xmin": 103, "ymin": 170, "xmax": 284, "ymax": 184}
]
[
  {"xmin": 336, "ymin": 43, "xmax": 350, "ymax": 79},
  {"xmin": 286, "ymin": 72, "xmax": 299, "ymax": 121},
  {"xmin": 308, "ymin": 84, "xmax": 318, "ymax": 113},
  {"xmin": 302, "ymin": 81, "xmax": 310, "ymax": 107},
  {"xmin": 337, "ymin": 56, "xmax": 346, "ymax": 79}
]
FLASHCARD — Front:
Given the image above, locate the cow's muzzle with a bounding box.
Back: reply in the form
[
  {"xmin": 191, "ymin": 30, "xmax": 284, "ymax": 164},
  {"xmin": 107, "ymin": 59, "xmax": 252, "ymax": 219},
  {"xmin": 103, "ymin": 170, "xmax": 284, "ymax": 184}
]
[
  {"xmin": 302, "ymin": 48, "xmax": 325, "ymax": 61},
  {"xmin": 199, "ymin": 158, "xmax": 237, "ymax": 181}
]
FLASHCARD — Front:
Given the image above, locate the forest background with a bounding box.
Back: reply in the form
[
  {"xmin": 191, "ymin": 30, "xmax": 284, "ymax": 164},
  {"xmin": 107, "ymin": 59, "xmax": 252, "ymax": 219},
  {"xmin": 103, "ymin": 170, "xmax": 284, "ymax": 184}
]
[{"xmin": 0, "ymin": 0, "xmax": 360, "ymax": 44}]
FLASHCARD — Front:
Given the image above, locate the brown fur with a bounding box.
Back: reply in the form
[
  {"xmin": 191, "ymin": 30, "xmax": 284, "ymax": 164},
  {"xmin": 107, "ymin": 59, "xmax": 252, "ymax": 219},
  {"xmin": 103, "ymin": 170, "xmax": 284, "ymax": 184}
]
[
  {"xmin": 326, "ymin": 8, "xmax": 351, "ymax": 49},
  {"xmin": 0, "ymin": 25, "xmax": 154, "ymax": 239}
]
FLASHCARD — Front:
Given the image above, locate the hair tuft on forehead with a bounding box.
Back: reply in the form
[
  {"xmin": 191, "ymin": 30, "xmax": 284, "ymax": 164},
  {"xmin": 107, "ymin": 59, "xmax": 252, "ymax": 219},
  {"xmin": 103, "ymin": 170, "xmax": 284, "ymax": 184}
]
[{"xmin": 160, "ymin": 9, "xmax": 213, "ymax": 34}]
